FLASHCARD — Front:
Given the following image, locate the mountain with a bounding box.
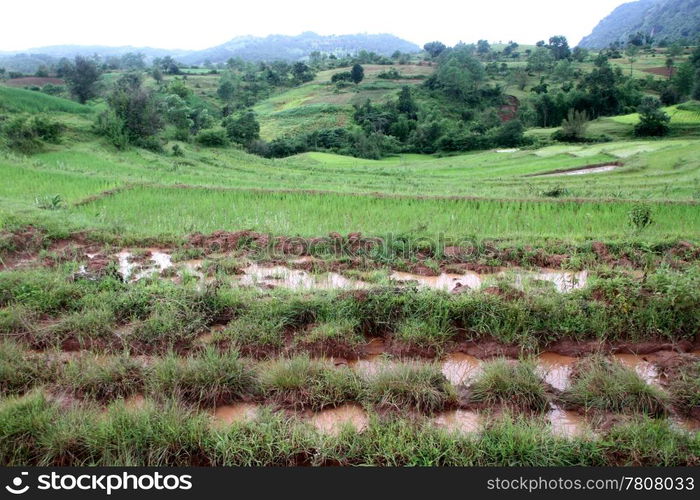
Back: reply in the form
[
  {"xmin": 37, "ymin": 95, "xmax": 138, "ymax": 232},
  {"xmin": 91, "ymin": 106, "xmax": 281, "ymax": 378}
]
[
  {"xmin": 178, "ymin": 32, "xmax": 420, "ymax": 64},
  {"xmin": 0, "ymin": 32, "xmax": 420, "ymax": 73},
  {"xmin": 579, "ymin": 0, "xmax": 700, "ymax": 48}
]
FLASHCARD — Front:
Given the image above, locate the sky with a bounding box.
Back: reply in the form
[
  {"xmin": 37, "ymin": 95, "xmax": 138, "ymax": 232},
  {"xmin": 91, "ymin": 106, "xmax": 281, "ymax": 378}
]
[{"xmin": 1, "ymin": 0, "xmax": 629, "ymax": 52}]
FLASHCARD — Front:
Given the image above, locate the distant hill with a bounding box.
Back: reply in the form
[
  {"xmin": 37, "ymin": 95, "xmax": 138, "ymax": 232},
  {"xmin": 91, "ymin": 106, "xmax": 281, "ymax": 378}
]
[
  {"xmin": 179, "ymin": 32, "xmax": 420, "ymax": 64},
  {"xmin": 579, "ymin": 0, "xmax": 700, "ymax": 48},
  {"xmin": 0, "ymin": 32, "xmax": 420, "ymax": 73}
]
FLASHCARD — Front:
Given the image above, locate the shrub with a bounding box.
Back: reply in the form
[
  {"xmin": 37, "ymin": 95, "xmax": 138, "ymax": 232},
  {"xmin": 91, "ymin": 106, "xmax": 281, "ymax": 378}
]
[
  {"xmin": 634, "ymin": 97, "xmax": 670, "ymax": 137},
  {"xmin": 196, "ymin": 128, "xmax": 229, "ymax": 147},
  {"xmin": 552, "ymin": 109, "xmax": 589, "ymax": 142},
  {"xmin": 628, "ymin": 204, "xmax": 653, "ymax": 233}
]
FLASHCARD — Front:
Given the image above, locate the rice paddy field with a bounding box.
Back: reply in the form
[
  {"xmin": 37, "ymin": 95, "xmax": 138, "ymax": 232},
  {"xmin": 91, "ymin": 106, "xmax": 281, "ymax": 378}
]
[{"xmin": 1, "ymin": 79, "xmax": 700, "ymax": 468}]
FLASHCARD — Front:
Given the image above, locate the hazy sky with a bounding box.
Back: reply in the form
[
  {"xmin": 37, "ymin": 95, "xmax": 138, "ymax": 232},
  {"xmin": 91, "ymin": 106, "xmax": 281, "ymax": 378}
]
[{"xmin": 2, "ymin": 0, "xmax": 628, "ymax": 51}]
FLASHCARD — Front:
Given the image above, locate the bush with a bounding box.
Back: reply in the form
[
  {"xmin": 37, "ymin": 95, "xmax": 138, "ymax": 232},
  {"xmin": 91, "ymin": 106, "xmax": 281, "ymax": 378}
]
[
  {"xmin": 552, "ymin": 109, "xmax": 589, "ymax": 142},
  {"xmin": 2, "ymin": 115, "xmax": 64, "ymax": 154},
  {"xmin": 634, "ymin": 97, "xmax": 670, "ymax": 137},
  {"xmin": 195, "ymin": 128, "xmax": 229, "ymax": 147},
  {"xmin": 94, "ymin": 111, "xmax": 129, "ymax": 150}
]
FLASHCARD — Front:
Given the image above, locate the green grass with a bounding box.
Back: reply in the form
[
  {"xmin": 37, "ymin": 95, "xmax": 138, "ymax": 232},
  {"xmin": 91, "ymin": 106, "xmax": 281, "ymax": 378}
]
[
  {"xmin": 364, "ymin": 362, "xmax": 455, "ymax": 413},
  {"xmin": 3, "ymin": 265, "xmax": 699, "ymax": 355},
  {"xmin": 261, "ymin": 356, "xmax": 362, "ymax": 411},
  {"xmin": 665, "ymin": 359, "xmax": 700, "ymax": 416},
  {"xmin": 67, "ymin": 184, "xmax": 700, "ymax": 242},
  {"xmin": 63, "ymin": 354, "xmax": 145, "ymax": 402},
  {"xmin": 563, "ymin": 356, "xmax": 669, "ymax": 416},
  {"xmin": 467, "ymin": 359, "xmax": 550, "ymax": 411},
  {"xmin": 1, "ymin": 392, "xmax": 697, "ymax": 466},
  {"xmin": 0, "ymin": 86, "xmax": 93, "ymax": 114},
  {"xmin": 150, "ymin": 348, "xmax": 257, "ymax": 407}
]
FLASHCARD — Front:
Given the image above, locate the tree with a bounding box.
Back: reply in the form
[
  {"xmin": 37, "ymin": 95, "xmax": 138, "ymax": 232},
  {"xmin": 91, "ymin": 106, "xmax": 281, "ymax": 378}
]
[
  {"xmin": 433, "ymin": 44, "xmax": 485, "ymax": 100},
  {"xmin": 548, "ymin": 36, "xmax": 571, "ymax": 60},
  {"xmin": 554, "ymin": 109, "xmax": 589, "ymax": 142},
  {"xmin": 217, "ymin": 79, "xmax": 236, "ymax": 102},
  {"xmin": 396, "ymin": 86, "xmax": 417, "ymax": 118},
  {"xmin": 292, "ymin": 62, "xmax": 314, "ymax": 83},
  {"xmin": 634, "ymin": 97, "xmax": 670, "ymax": 137},
  {"xmin": 65, "ymin": 56, "xmax": 102, "ymax": 104},
  {"xmin": 223, "ymin": 111, "xmax": 260, "ymax": 145},
  {"xmin": 625, "ymin": 45, "xmax": 639, "ymax": 76},
  {"xmin": 571, "ymin": 47, "xmax": 588, "ymax": 62},
  {"xmin": 423, "ymin": 41, "xmax": 446, "ymax": 58},
  {"xmin": 476, "ymin": 40, "xmax": 491, "ymax": 57},
  {"xmin": 121, "ymin": 52, "xmax": 146, "ymax": 71},
  {"xmin": 665, "ymin": 57, "xmax": 675, "ymax": 80},
  {"xmin": 527, "ymin": 48, "xmax": 554, "ymax": 75},
  {"xmin": 350, "ymin": 64, "xmax": 364, "ymax": 84},
  {"xmin": 105, "ymin": 73, "xmax": 163, "ymax": 145}
]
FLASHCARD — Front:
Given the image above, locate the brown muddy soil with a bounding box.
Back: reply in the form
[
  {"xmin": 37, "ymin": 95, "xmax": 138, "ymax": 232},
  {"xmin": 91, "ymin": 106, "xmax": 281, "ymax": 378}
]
[{"xmin": 2, "ymin": 227, "xmax": 700, "ymax": 275}]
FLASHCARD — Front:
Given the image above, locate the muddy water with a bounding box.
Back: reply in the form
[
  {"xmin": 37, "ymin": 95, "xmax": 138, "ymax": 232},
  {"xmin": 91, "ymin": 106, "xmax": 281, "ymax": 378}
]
[
  {"xmin": 310, "ymin": 404, "xmax": 369, "ymax": 435},
  {"xmin": 441, "ymin": 353, "xmax": 482, "ymax": 385},
  {"xmin": 390, "ymin": 271, "xmax": 482, "ymax": 292},
  {"xmin": 117, "ymin": 250, "xmax": 172, "ymax": 281},
  {"xmin": 514, "ymin": 270, "xmax": 588, "ymax": 293},
  {"xmin": 613, "ymin": 354, "xmax": 660, "ymax": 385},
  {"xmin": 213, "ymin": 402, "xmax": 259, "ymax": 426},
  {"xmin": 536, "ymin": 353, "xmax": 578, "ymax": 391},
  {"xmin": 390, "ymin": 269, "xmax": 587, "ymax": 293},
  {"xmin": 671, "ymin": 415, "xmax": 700, "ymax": 433},
  {"xmin": 548, "ymin": 404, "xmax": 586, "ymax": 438},
  {"xmin": 434, "ymin": 410, "xmax": 482, "ymax": 434},
  {"xmin": 543, "ymin": 165, "xmax": 618, "ymax": 176},
  {"xmin": 240, "ymin": 263, "xmax": 367, "ymax": 290}
]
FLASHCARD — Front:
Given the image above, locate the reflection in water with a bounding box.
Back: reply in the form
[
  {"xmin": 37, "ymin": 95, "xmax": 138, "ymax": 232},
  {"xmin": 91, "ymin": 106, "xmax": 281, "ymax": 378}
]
[
  {"xmin": 542, "ymin": 165, "xmax": 618, "ymax": 176},
  {"xmin": 514, "ymin": 270, "xmax": 588, "ymax": 293},
  {"xmin": 240, "ymin": 264, "xmax": 366, "ymax": 290},
  {"xmin": 441, "ymin": 353, "xmax": 482, "ymax": 385},
  {"xmin": 310, "ymin": 404, "xmax": 368, "ymax": 435},
  {"xmin": 671, "ymin": 415, "xmax": 700, "ymax": 433},
  {"xmin": 434, "ymin": 410, "xmax": 482, "ymax": 434},
  {"xmin": 548, "ymin": 404, "xmax": 585, "ymax": 438},
  {"xmin": 117, "ymin": 250, "xmax": 172, "ymax": 281},
  {"xmin": 213, "ymin": 402, "xmax": 259, "ymax": 425},
  {"xmin": 390, "ymin": 271, "xmax": 482, "ymax": 292},
  {"xmin": 613, "ymin": 354, "xmax": 660, "ymax": 385},
  {"xmin": 536, "ymin": 353, "xmax": 578, "ymax": 391}
]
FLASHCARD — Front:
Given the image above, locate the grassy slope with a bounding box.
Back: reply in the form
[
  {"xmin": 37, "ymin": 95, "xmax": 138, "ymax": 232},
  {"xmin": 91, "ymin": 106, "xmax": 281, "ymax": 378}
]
[
  {"xmin": 253, "ymin": 64, "xmax": 434, "ymax": 140},
  {"xmin": 1, "ymin": 75, "xmax": 700, "ymax": 243}
]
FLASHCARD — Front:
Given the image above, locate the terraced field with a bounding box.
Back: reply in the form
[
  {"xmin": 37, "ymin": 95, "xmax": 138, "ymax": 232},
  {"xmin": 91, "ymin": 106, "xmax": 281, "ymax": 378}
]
[{"xmin": 1, "ymin": 82, "xmax": 700, "ymax": 467}]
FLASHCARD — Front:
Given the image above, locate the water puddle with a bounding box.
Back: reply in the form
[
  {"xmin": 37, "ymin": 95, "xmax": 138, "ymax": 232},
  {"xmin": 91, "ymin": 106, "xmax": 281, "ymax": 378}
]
[
  {"xmin": 548, "ymin": 404, "xmax": 586, "ymax": 438},
  {"xmin": 348, "ymin": 339, "xmax": 391, "ymax": 375},
  {"xmin": 514, "ymin": 270, "xmax": 587, "ymax": 293},
  {"xmin": 441, "ymin": 353, "xmax": 482, "ymax": 385},
  {"xmin": 212, "ymin": 402, "xmax": 259, "ymax": 426},
  {"xmin": 390, "ymin": 269, "xmax": 586, "ymax": 293},
  {"xmin": 613, "ymin": 354, "xmax": 659, "ymax": 385},
  {"xmin": 117, "ymin": 250, "xmax": 172, "ymax": 281},
  {"xmin": 434, "ymin": 410, "xmax": 482, "ymax": 434},
  {"xmin": 536, "ymin": 352, "xmax": 578, "ymax": 391},
  {"xmin": 390, "ymin": 271, "xmax": 482, "ymax": 292},
  {"xmin": 240, "ymin": 263, "xmax": 367, "ymax": 290},
  {"xmin": 542, "ymin": 165, "xmax": 618, "ymax": 176},
  {"xmin": 309, "ymin": 403, "xmax": 369, "ymax": 435},
  {"xmin": 671, "ymin": 415, "xmax": 700, "ymax": 433}
]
